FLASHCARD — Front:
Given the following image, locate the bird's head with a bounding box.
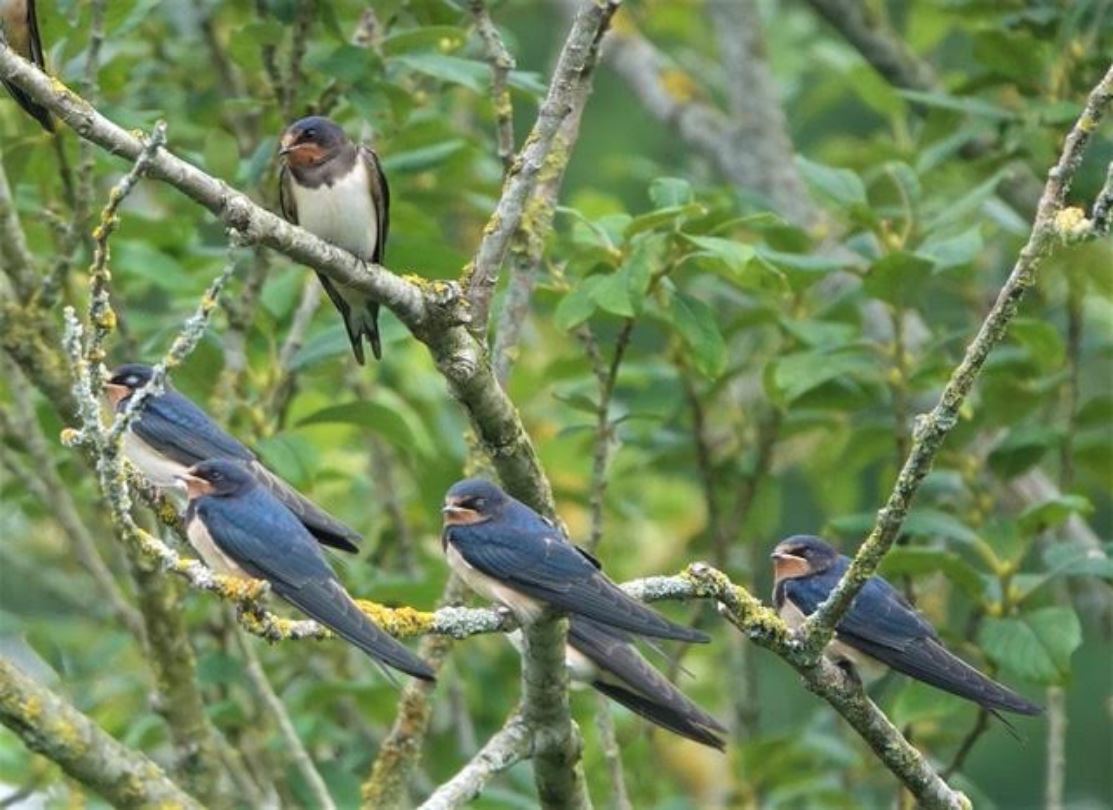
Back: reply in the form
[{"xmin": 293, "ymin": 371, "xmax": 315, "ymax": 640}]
[
  {"xmin": 105, "ymin": 363, "xmax": 156, "ymax": 409},
  {"xmin": 770, "ymin": 535, "xmax": 839, "ymax": 581},
  {"xmin": 279, "ymin": 116, "xmax": 348, "ymax": 168},
  {"xmin": 442, "ymin": 478, "xmax": 509, "ymax": 527},
  {"xmin": 178, "ymin": 459, "xmax": 254, "ymax": 500}
]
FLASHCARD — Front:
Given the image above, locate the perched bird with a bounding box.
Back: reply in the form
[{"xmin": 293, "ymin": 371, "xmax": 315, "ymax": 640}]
[
  {"xmin": 771, "ymin": 535, "xmax": 1042, "ymax": 716},
  {"xmin": 565, "ymin": 617, "xmax": 726, "ymax": 750},
  {"xmin": 180, "ymin": 459, "xmax": 434, "ymax": 681},
  {"xmin": 105, "ymin": 363, "xmax": 362, "ymax": 553},
  {"xmin": 1, "ymin": 0, "xmax": 53, "ymax": 130},
  {"xmin": 441, "ymin": 478, "xmax": 708, "ymax": 643},
  {"xmin": 278, "ymin": 115, "xmax": 390, "ymax": 364}
]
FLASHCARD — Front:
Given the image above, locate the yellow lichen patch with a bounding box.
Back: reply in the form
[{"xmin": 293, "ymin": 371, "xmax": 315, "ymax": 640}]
[
  {"xmin": 354, "ymin": 600, "xmax": 436, "ymax": 637},
  {"xmin": 658, "ymin": 69, "xmax": 699, "ymax": 104},
  {"xmin": 1054, "ymin": 206, "xmax": 1090, "ymax": 237},
  {"xmin": 22, "ymin": 695, "xmax": 43, "ymax": 722},
  {"xmin": 93, "ymin": 307, "xmax": 117, "ymax": 331},
  {"xmin": 156, "ymin": 499, "xmax": 179, "ymax": 526},
  {"xmin": 60, "ymin": 427, "xmax": 81, "ymax": 447},
  {"xmin": 215, "ymin": 575, "xmax": 267, "ymax": 602}
]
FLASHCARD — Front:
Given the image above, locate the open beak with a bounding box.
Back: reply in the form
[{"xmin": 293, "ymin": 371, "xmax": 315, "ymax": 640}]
[
  {"xmin": 104, "ymin": 383, "xmax": 130, "ymax": 409},
  {"xmin": 176, "ymin": 472, "xmax": 214, "ymax": 500}
]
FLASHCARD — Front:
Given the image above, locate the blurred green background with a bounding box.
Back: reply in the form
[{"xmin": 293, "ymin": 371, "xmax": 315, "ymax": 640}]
[{"xmin": 1, "ymin": 1, "xmax": 1111, "ymax": 808}]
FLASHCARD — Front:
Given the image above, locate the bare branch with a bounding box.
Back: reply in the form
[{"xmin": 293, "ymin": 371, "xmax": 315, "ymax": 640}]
[
  {"xmin": 0, "ymin": 152, "xmax": 36, "ymax": 299},
  {"xmin": 803, "ymin": 0, "xmax": 938, "ymax": 91},
  {"xmin": 466, "ymin": 0, "xmax": 619, "ymax": 333},
  {"xmin": 0, "ymin": 657, "xmax": 204, "ymax": 809},
  {"xmin": 799, "ymin": 63, "xmax": 1113, "ymax": 654},
  {"xmin": 417, "ymin": 715, "xmax": 532, "ymax": 810},
  {"xmin": 233, "ymin": 626, "xmax": 336, "ymax": 810},
  {"xmin": 471, "ymin": 0, "xmax": 516, "ymax": 175}
]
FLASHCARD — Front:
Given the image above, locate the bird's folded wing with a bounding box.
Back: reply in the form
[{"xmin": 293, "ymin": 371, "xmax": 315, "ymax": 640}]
[
  {"xmin": 449, "ymin": 522, "xmax": 708, "ymax": 642},
  {"xmin": 570, "ymin": 618, "xmax": 725, "ymax": 749},
  {"xmin": 360, "ymin": 146, "xmax": 390, "ymax": 262},
  {"xmin": 196, "ymin": 491, "xmax": 334, "ymax": 589},
  {"xmin": 249, "ymin": 462, "xmax": 362, "ymax": 553},
  {"xmin": 132, "ymin": 393, "xmax": 254, "ymax": 467}
]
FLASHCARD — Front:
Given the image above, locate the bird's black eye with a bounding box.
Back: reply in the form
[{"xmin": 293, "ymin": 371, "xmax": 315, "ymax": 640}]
[
  {"xmin": 472, "ymin": 497, "xmax": 486, "ymax": 509},
  {"xmin": 126, "ymin": 376, "xmax": 139, "ymax": 386},
  {"xmin": 210, "ymin": 471, "xmax": 222, "ymax": 481},
  {"xmin": 304, "ymin": 127, "xmax": 316, "ymax": 140}
]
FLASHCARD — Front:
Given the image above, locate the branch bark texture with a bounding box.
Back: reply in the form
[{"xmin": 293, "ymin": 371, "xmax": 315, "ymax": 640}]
[{"xmin": 0, "ymin": 657, "xmax": 205, "ymax": 810}]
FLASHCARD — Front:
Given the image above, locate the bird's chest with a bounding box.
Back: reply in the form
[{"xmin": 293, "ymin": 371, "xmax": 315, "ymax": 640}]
[
  {"xmin": 291, "ymin": 164, "xmax": 378, "ymax": 262},
  {"xmin": 186, "ymin": 516, "xmax": 249, "ymax": 578},
  {"xmin": 124, "ymin": 430, "xmax": 189, "ymax": 489},
  {"xmin": 1, "ymin": 1, "xmax": 31, "ymax": 55},
  {"xmin": 444, "ymin": 542, "xmax": 544, "ymax": 624}
]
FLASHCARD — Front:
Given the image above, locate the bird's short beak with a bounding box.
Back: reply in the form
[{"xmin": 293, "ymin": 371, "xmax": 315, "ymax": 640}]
[
  {"xmin": 104, "ymin": 383, "xmax": 129, "ymax": 409},
  {"xmin": 278, "ymin": 133, "xmax": 296, "ymax": 156},
  {"xmin": 442, "ymin": 501, "xmax": 482, "ymax": 526},
  {"xmin": 177, "ymin": 472, "xmax": 214, "ymax": 499},
  {"xmin": 770, "ymin": 551, "xmax": 788, "ymax": 561}
]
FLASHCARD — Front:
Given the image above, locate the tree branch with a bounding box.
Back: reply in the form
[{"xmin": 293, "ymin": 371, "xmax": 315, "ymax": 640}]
[
  {"xmin": 470, "ymin": 0, "xmax": 516, "ymax": 176},
  {"xmin": 417, "ymin": 715, "xmax": 532, "ymax": 810},
  {"xmin": 799, "ymin": 63, "xmax": 1113, "ymax": 654},
  {"xmin": 0, "ymin": 657, "xmax": 204, "ymax": 809},
  {"xmin": 466, "ymin": 0, "xmax": 619, "ymax": 333},
  {"xmin": 802, "ymin": 0, "xmax": 938, "ymax": 92}
]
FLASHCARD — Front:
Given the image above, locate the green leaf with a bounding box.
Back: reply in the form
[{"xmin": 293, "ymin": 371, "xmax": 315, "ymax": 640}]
[
  {"xmin": 554, "ymin": 276, "xmax": 603, "ymax": 331},
  {"xmin": 879, "ymin": 546, "xmax": 985, "ymax": 599},
  {"xmin": 311, "ymin": 44, "xmax": 380, "ymax": 85},
  {"xmin": 1042, "ymin": 544, "xmax": 1113, "ymax": 580},
  {"xmin": 381, "ymin": 26, "xmax": 469, "ymax": 56},
  {"xmin": 669, "ymin": 293, "xmax": 725, "ymax": 379},
  {"xmin": 382, "ymin": 140, "xmax": 467, "ymax": 173},
  {"xmin": 988, "ymin": 425, "xmax": 1059, "ymax": 478},
  {"xmin": 918, "ymin": 227, "xmax": 983, "ymax": 268},
  {"xmin": 862, "ymin": 251, "xmax": 935, "ymax": 307},
  {"xmin": 649, "ymin": 177, "xmax": 693, "ymax": 207},
  {"xmin": 898, "ymin": 90, "xmax": 1018, "ymax": 121},
  {"xmin": 296, "ymin": 399, "xmax": 433, "ymax": 460},
  {"xmin": 979, "ymin": 607, "xmax": 1081, "ymax": 685},
  {"xmin": 796, "ymin": 157, "xmax": 868, "ymax": 207},
  {"xmin": 1010, "ymin": 318, "xmax": 1065, "ymax": 372},
  {"xmin": 624, "ymin": 204, "xmax": 703, "ymax": 238},
  {"xmin": 1018, "ymin": 495, "xmax": 1093, "ymax": 534},
  {"xmin": 768, "ymin": 349, "xmax": 876, "ymax": 405},
  {"xmin": 394, "ymin": 54, "xmax": 490, "ymax": 93},
  {"xmin": 590, "ymin": 272, "xmax": 635, "ymax": 317}
]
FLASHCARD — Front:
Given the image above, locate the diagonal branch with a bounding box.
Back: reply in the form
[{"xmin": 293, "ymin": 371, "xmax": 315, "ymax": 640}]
[
  {"xmin": 799, "ymin": 63, "xmax": 1113, "ymax": 655},
  {"xmin": 466, "ymin": 0, "xmax": 620, "ymax": 333},
  {"xmin": 418, "ymin": 714, "xmax": 532, "ymax": 810},
  {"xmin": 0, "ymin": 657, "xmax": 204, "ymax": 809}
]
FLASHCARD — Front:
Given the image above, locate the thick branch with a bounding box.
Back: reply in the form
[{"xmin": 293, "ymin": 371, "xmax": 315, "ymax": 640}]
[
  {"xmin": 0, "ymin": 657, "xmax": 204, "ymax": 809},
  {"xmin": 800, "ymin": 63, "xmax": 1113, "ymax": 653}
]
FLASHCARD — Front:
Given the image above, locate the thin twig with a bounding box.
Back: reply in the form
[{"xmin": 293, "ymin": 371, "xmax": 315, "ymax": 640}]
[
  {"xmin": 466, "ymin": 0, "xmax": 619, "ymax": 334},
  {"xmin": 417, "ymin": 715, "xmax": 532, "ymax": 810},
  {"xmin": 233, "ymin": 626, "xmax": 337, "ymax": 810},
  {"xmin": 470, "ymin": 0, "xmax": 516, "ymax": 176},
  {"xmin": 800, "ymin": 64, "xmax": 1113, "ymax": 656}
]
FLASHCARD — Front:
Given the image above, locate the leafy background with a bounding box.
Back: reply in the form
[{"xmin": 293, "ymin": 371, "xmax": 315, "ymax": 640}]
[{"xmin": 1, "ymin": 0, "xmax": 1111, "ymax": 808}]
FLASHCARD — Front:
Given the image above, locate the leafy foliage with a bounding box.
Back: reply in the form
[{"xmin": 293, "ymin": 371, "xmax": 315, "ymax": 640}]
[{"xmin": 1, "ymin": 0, "xmax": 1111, "ymax": 807}]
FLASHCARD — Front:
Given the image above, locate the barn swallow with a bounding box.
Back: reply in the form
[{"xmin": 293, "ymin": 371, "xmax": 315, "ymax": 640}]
[
  {"xmin": 441, "ymin": 478, "xmax": 708, "ymax": 643},
  {"xmin": 105, "ymin": 363, "xmax": 361, "ymax": 553},
  {"xmin": 1, "ymin": 0, "xmax": 53, "ymax": 130},
  {"xmin": 180, "ymin": 459, "xmax": 434, "ymax": 681},
  {"xmin": 278, "ymin": 116, "xmax": 390, "ymax": 364},
  {"xmin": 772, "ymin": 535, "xmax": 1042, "ymax": 716},
  {"xmin": 566, "ymin": 617, "xmax": 726, "ymax": 749}
]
